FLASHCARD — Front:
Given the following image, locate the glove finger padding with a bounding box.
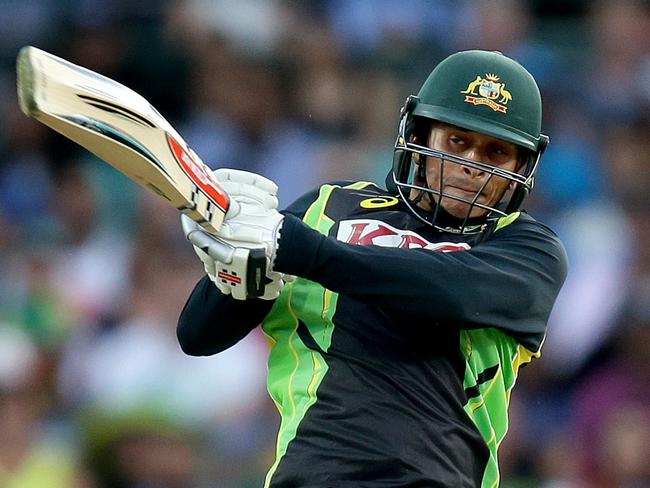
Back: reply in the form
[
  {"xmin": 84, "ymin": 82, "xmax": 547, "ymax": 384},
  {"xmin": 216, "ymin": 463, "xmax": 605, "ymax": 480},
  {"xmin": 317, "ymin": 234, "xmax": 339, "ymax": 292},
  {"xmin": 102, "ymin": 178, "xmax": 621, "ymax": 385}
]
[
  {"xmin": 214, "ymin": 169, "xmax": 278, "ymax": 193},
  {"xmin": 219, "ymin": 223, "xmax": 267, "ymax": 244},
  {"xmin": 220, "ymin": 180, "xmax": 279, "ymax": 210},
  {"xmin": 213, "ymin": 169, "xmax": 279, "ymax": 212},
  {"xmin": 218, "ymin": 203, "xmax": 284, "ymax": 247},
  {"xmin": 212, "ymin": 168, "xmax": 278, "ymax": 192}
]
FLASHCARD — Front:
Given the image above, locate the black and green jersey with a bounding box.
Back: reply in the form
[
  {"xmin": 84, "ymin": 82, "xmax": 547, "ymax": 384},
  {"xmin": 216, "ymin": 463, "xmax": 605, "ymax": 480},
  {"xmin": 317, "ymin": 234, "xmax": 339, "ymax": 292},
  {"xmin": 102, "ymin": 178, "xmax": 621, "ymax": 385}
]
[{"xmin": 177, "ymin": 182, "xmax": 568, "ymax": 488}]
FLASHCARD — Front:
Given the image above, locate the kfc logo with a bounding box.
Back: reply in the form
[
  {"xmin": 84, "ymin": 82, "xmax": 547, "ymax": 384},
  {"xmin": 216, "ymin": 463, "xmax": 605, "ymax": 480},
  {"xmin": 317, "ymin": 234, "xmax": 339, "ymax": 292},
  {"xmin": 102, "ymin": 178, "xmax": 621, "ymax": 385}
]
[{"xmin": 337, "ymin": 220, "xmax": 471, "ymax": 252}]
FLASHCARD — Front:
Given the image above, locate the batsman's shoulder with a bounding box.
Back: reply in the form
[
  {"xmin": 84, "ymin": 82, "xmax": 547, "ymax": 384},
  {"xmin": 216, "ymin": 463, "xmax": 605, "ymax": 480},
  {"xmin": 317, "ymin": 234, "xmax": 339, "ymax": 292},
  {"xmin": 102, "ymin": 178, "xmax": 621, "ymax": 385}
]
[
  {"xmin": 494, "ymin": 211, "xmax": 562, "ymax": 242},
  {"xmin": 316, "ymin": 179, "xmax": 385, "ymax": 197},
  {"xmin": 492, "ymin": 210, "xmax": 568, "ymax": 279},
  {"xmin": 282, "ymin": 180, "xmax": 385, "ymax": 219}
]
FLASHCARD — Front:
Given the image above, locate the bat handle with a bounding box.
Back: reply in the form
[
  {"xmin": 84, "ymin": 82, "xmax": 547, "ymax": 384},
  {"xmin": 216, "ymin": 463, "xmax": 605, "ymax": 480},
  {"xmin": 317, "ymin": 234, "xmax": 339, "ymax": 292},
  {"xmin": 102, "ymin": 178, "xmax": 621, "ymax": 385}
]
[{"xmin": 181, "ymin": 215, "xmax": 267, "ymax": 297}]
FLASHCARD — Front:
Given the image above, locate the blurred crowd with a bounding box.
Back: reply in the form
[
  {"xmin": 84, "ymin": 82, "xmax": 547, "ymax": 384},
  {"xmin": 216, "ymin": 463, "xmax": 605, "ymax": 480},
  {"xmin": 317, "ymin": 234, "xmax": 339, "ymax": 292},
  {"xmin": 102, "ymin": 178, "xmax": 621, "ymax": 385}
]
[{"xmin": 0, "ymin": 0, "xmax": 649, "ymax": 487}]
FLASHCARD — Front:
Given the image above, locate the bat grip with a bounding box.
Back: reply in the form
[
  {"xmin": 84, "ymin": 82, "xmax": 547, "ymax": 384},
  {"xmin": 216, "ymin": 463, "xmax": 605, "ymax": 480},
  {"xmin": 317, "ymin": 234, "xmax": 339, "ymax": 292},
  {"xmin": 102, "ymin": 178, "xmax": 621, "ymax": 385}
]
[{"xmin": 181, "ymin": 216, "xmax": 267, "ymax": 297}]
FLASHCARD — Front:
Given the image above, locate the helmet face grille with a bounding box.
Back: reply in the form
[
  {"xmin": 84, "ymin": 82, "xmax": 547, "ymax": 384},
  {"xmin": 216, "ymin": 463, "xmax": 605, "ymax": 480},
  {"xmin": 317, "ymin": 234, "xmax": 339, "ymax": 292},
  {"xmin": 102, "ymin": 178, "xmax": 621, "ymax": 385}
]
[
  {"xmin": 392, "ymin": 96, "xmax": 544, "ymax": 234},
  {"xmin": 389, "ymin": 50, "xmax": 549, "ymax": 233}
]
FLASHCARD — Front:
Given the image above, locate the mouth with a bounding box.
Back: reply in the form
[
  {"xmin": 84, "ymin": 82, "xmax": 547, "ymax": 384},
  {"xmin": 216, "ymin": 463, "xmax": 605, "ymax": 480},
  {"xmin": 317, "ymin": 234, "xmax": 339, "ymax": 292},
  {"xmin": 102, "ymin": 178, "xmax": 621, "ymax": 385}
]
[{"xmin": 446, "ymin": 185, "xmax": 483, "ymax": 198}]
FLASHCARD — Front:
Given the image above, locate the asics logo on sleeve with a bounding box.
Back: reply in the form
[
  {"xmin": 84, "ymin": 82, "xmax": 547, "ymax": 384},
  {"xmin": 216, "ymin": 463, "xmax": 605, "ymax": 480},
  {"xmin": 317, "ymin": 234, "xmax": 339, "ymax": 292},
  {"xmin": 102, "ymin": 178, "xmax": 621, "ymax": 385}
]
[{"xmin": 338, "ymin": 219, "xmax": 471, "ymax": 252}]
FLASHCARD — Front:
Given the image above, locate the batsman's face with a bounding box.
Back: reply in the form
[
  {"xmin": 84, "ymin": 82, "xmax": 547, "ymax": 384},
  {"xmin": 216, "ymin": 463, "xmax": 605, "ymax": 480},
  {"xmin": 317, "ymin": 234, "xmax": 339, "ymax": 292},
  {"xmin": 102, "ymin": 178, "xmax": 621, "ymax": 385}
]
[{"xmin": 414, "ymin": 123, "xmax": 521, "ymax": 219}]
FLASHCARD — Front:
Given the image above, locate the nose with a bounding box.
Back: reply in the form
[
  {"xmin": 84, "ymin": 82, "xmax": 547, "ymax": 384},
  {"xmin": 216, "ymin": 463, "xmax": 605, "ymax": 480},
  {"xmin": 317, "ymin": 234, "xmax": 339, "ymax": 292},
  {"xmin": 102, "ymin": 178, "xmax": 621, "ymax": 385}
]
[{"xmin": 460, "ymin": 147, "xmax": 487, "ymax": 177}]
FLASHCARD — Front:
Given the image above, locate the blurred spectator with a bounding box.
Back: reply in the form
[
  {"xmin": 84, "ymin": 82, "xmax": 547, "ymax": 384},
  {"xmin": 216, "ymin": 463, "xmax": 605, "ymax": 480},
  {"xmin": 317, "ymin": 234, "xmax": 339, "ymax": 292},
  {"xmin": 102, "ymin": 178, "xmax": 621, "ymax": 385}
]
[
  {"xmin": 172, "ymin": 0, "xmax": 290, "ymax": 56},
  {"xmin": 457, "ymin": 0, "xmax": 566, "ymax": 90},
  {"xmin": 604, "ymin": 121, "xmax": 650, "ymax": 212},
  {"xmin": 584, "ymin": 0, "xmax": 650, "ymax": 124},
  {"xmin": 47, "ymin": 163, "xmax": 134, "ymax": 328},
  {"xmin": 571, "ymin": 297, "xmax": 650, "ymax": 487},
  {"xmin": 180, "ymin": 34, "xmax": 328, "ymax": 205},
  {"xmin": 57, "ymin": 195, "xmax": 269, "ymax": 425},
  {"xmin": 56, "ymin": 195, "xmax": 274, "ymax": 485},
  {"xmin": 541, "ymin": 115, "xmax": 649, "ymax": 376},
  {"xmin": 0, "ymin": 324, "xmax": 89, "ymax": 487},
  {"xmin": 324, "ymin": 0, "xmax": 468, "ymax": 59},
  {"xmin": 0, "ymin": 1, "xmax": 65, "ymax": 62},
  {"xmin": 81, "ymin": 409, "xmax": 202, "ymax": 488},
  {"xmin": 540, "ymin": 199, "xmax": 634, "ymax": 376},
  {"xmin": 0, "ymin": 100, "xmax": 55, "ymax": 236}
]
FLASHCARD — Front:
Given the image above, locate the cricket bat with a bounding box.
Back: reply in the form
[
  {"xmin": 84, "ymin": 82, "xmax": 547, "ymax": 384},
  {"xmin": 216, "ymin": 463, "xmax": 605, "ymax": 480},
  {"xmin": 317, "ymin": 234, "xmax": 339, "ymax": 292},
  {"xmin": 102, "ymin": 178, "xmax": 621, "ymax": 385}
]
[{"xmin": 16, "ymin": 45, "xmax": 267, "ymax": 296}]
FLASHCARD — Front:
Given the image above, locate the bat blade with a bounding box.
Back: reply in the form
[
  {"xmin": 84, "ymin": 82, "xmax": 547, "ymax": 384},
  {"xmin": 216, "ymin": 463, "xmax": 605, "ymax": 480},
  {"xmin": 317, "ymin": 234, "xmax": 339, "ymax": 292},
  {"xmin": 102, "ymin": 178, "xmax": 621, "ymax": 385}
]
[
  {"xmin": 16, "ymin": 45, "xmax": 228, "ymax": 233},
  {"xmin": 16, "ymin": 46, "xmax": 268, "ymax": 297}
]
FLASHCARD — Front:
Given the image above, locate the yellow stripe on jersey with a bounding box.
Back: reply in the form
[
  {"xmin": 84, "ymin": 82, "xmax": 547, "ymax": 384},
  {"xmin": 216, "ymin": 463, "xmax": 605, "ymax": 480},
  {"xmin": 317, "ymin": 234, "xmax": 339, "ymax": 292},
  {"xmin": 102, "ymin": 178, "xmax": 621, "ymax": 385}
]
[
  {"xmin": 495, "ymin": 211, "xmax": 521, "ymax": 232},
  {"xmin": 263, "ymin": 183, "xmax": 343, "ymax": 487}
]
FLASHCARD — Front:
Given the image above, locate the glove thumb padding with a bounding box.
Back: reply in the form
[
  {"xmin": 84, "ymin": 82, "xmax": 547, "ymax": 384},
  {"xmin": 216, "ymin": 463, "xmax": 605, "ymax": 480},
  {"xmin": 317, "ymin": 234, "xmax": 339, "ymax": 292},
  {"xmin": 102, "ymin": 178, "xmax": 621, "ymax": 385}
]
[
  {"xmin": 225, "ymin": 197, "xmax": 241, "ymax": 219},
  {"xmin": 192, "ymin": 244, "xmax": 217, "ymax": 279}
]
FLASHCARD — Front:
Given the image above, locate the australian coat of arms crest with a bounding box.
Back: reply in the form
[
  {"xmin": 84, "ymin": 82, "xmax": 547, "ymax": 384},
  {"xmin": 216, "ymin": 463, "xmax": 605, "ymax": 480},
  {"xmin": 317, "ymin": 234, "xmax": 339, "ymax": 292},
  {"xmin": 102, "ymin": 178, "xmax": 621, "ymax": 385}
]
[{"xmin": 461, "ymin": 74, "xmax": 512, "ymax": 113}]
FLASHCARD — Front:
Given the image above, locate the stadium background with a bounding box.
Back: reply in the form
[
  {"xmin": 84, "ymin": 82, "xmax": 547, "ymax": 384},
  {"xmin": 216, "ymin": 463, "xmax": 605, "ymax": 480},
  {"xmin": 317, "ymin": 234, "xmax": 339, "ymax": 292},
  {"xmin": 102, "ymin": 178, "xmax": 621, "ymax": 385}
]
[{"xmin": 0, "ymin": 1, "xmax": 648, "ymax": 486}]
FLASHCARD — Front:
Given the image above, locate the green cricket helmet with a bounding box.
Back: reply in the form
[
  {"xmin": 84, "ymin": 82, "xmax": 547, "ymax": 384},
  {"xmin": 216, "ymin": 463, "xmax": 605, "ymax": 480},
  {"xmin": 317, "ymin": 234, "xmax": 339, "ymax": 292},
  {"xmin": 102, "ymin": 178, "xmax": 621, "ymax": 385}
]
[{"xmin": 390, "ymin": 50, "xmax": 549, "ymax": 234}]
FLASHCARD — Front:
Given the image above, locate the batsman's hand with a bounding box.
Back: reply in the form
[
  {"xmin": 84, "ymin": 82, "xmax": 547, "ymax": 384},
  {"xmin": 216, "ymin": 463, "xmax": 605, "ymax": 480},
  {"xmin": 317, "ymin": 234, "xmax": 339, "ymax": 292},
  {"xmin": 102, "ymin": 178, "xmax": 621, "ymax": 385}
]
[
  {"xmin": 215, "ymin": 168, "xmax": 279, "ymax": 212},
  {"xmin": 182, "ymin": 169, "xmax": 294, "ymax": 300},
  {"xmin": 182, "ymin": 214, "xmax": 289, "ymax": 300},
  {"xmin": 212, "ymin": 169, "xmax": 286, "ymax": 270}
]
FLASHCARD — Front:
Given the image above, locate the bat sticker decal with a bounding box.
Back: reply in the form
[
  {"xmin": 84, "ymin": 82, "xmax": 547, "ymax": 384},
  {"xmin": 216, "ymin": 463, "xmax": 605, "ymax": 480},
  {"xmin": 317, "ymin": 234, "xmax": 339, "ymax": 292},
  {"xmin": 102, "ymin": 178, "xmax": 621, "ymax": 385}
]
[
  {"xmin": 166, "ymin": 133, "xmax": 229, "ymax": 213},
  {"xmin": 77, "ymin": 93, "xmax": 156, "ymax": 128},
  {"xmin": 62, "ymin": 115, "xmax": 172, "ymax": 178}
]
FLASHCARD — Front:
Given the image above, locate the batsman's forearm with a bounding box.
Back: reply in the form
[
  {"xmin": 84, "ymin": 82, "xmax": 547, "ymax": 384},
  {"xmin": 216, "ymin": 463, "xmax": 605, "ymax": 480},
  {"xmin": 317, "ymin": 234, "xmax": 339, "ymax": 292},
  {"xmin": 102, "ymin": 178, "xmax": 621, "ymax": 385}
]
[
  {"xmin": 177, "ymin": 275, "xmax": 273, "ymax": 356},
  {"xmin": 275, "ymin": 214, "xmax": 567, "ymax": 348}
]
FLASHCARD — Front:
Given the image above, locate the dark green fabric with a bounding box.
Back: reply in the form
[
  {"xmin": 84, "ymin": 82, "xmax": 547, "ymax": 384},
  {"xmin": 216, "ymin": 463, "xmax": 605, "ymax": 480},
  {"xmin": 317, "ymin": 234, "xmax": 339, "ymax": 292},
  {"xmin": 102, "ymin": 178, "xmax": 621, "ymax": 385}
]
[{"xmin": 414, "ymin": 50, "xmax": 543, "ymax": 150}]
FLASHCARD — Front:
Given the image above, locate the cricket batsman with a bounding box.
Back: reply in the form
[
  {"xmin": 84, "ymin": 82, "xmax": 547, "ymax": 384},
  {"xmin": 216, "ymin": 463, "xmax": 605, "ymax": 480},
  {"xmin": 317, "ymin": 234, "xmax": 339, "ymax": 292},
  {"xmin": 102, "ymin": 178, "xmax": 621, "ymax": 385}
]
[{"xmin": 177, "ymin": 50, "xmax": 568, "ymax": 487}]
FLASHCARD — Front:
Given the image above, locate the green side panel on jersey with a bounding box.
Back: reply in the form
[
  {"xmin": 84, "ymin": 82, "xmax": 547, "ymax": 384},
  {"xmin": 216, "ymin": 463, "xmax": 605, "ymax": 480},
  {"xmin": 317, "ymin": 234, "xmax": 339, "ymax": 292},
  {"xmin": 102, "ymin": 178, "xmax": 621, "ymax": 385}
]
[
  {"xmin": 261, "ymin": 282, "xmax": 332, "ymax": 488},
  {"xmin": 262, "ymin": 183, "xmax": 357, "ymax": 487},
  {"xmin": 460, "ymin": 328, "xmax": 540, "ymax": 488}
]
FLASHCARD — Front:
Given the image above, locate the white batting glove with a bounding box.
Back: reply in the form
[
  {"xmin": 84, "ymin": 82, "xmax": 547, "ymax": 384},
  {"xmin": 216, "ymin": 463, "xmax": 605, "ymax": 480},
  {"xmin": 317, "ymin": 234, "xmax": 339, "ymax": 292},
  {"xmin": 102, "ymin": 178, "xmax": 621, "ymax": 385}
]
[
  {"xmin": 211, "ymin": 169, "xmax": 288, "ymax": 275},
  {"xmin": 192, "ymin": 241, "xmax": 286, "ymax": 300},
  {"xmin": 182, "ymin": 214, "xmax": 289, "ymax": 300},
  {"xmin": 220, "ymin": 200, "xmax": 284, "ymax": 264},
  {"xmin": 213, "ymin": 168, "xmax": 279, "ymax": 211}
]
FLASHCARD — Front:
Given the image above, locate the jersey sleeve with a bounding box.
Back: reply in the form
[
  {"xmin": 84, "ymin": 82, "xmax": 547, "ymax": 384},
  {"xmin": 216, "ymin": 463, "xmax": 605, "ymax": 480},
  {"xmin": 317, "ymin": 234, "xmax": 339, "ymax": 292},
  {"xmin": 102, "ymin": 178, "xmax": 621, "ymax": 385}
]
[
  {"xmin": 274, "ymin": 213, "xmax": 568, "ymax": 350},
  {"xmin": 177, "ymin": 275, "xmax": 274, "ymax": 356}
]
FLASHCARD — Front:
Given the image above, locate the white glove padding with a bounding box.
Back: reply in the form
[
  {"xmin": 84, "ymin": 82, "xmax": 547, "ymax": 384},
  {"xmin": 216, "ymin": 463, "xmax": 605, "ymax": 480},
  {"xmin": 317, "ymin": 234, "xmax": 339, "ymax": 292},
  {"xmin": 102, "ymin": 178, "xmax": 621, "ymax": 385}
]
[
  {"xmin": 205, "ymin": 170, "xmax": 284, "ymax": 268},
  {"xmin": 213, "ymin": 168, "xmax": 279, "ymax": 215},
  {"xmin": 192, "ymin": 241, "xmax": 287, "ymax": 301},
  {"xmin": 219, "ymin": 199, "xmax": 284, "ymax": 253},
  {"xmin": 192, "ymin": 169, "xmax": 290, "ymax": 294},
  {"xmin": 182, "ymin": 214, "xmax": 290, "ymax": 300}
]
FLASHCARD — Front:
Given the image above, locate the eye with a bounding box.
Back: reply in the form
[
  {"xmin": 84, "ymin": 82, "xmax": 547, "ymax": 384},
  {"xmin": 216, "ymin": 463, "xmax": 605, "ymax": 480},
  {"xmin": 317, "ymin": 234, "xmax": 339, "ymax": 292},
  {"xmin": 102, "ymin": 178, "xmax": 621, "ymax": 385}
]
[
  {"xmin": 488, "ymin": 144, "xmax": 517, "ymax": 166},
  {"xmin": 449, "ymin": 135, "xmax": 465, "ymax": 145},
  {"xmin": 491, "ymin": 143, "xmax": 514, "ymax": 156}
]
